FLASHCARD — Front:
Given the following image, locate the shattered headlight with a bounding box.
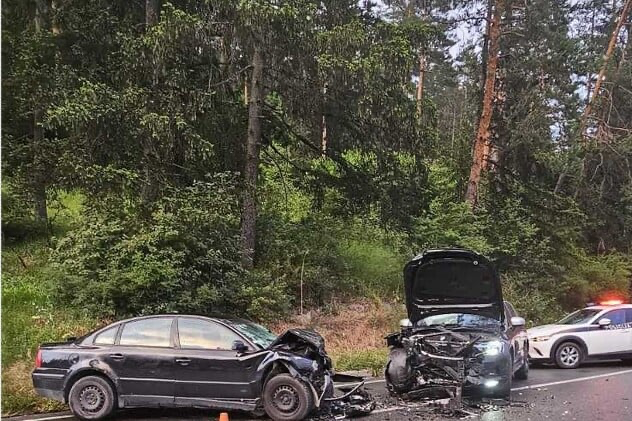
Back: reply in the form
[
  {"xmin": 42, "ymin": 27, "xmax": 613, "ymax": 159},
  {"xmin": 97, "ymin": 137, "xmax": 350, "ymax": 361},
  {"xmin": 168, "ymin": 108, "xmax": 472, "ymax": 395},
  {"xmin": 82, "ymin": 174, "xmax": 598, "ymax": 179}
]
[{"xmin": 481, "ymin": 340, "xmax": 504, "ymax": 356}]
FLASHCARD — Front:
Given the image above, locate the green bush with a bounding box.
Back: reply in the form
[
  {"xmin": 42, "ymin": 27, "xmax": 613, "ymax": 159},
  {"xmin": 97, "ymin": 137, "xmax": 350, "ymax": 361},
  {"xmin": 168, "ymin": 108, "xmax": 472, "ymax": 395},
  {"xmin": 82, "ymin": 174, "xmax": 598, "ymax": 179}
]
[
  {"xmin": 333, "ymin": 348, "xmax": 389, "ymax": 377},
  {"xmin": 51, "ymin": 176, "xmax": 276, "ymax": 318}
]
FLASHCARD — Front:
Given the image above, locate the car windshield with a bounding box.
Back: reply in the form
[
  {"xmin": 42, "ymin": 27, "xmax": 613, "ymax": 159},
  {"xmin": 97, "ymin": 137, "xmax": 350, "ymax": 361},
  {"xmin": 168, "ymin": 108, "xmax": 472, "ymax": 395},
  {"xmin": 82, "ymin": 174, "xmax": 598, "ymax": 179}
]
[
  {"xmin": 558, "ymin": 309, "xmax": 601, "ymax": 325},
  {"xmin": 417, "ymin": 313, "xmax": 501, "ymax": 329},
  {"xmin": 226, "ymin": 320, "xmax": 277, "ymax": 348}
]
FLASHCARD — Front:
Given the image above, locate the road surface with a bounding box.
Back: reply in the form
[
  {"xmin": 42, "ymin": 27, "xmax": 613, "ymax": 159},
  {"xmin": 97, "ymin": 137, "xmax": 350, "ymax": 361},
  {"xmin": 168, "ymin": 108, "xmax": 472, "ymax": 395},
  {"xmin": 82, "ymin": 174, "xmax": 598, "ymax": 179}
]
[{"xmin": 5, "ymin": 361, "xmax": 632, "ymax": 421}]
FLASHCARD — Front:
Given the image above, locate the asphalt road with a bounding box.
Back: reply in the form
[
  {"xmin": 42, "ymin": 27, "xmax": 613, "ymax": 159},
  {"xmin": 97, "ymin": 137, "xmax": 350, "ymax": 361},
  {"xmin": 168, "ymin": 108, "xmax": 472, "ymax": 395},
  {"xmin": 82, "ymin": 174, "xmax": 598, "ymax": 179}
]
[{"xmin": 6, "ymin": 361, "xmax": 632, "ymax": 421}]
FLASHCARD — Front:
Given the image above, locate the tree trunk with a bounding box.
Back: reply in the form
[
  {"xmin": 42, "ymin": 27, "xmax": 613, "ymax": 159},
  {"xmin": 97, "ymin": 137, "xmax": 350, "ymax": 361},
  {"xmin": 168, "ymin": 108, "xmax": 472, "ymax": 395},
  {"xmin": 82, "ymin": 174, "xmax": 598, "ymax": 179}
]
[
  {"xmin": 240, "ymin": 46, "xmax": 264, "ymax": 269},
  {"xmin": 145, "ymin": 0, "xmax": 161, "ymax": 26},
  {"xmin": 141, "ymin": 0, "xmax": 162, "ymax": 207},
  {"xmin": 321, "ymin": 83, "xmax": 328, "ymax": 155},
  {"xmin": 580, "ymin": 0, "xmax": 632, "ymax": 137},
  {"xmin": 465, "ymin": 0, "xmax": 504, "ymax": 208},
  {"xmin": 33, "ymin": 0, "xmax": 48, "ymax": 226},
  {"xmin": 416, "ymin": 52, "xmax": 426, "ymax": 120}
]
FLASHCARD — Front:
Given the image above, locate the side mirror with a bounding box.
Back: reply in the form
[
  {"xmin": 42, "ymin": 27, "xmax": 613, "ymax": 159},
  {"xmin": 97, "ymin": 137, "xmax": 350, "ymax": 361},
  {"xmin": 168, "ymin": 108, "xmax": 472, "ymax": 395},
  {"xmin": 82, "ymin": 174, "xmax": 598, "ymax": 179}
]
[
  {"xmin": 598, "ymin": 318, "xmax": 611, "ymax": 328},
  {"xmin": 399, "ymin": 318, "xmax": 413, "ymax": 329},
  {"xmin": 232, "ymin": 340, "xmax": 248, "ymax": 353},
  {"xmin": 510, "ymin": 317, "xmax": 526, "ymax": 327}
]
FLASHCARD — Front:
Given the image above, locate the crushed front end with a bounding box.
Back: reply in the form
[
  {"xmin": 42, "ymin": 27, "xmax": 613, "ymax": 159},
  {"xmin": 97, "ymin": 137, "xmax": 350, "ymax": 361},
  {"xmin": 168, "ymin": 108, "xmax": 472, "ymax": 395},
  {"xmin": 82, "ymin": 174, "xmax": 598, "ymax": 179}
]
[
  {"xmin": 385, "ymin": 325, "xmax": 512, "ymax": 404},
  {"xmin": 267, "ymin": 329, "xmax": 376, "ymax": 417}
]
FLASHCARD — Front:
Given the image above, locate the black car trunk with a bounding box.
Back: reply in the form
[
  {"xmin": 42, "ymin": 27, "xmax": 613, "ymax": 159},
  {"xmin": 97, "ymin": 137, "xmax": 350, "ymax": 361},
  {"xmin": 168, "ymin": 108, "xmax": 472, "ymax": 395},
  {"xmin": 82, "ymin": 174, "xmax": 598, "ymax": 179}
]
[{"xmin": 404, "ymin": 249, "xmax": 504, "ymax": 324}]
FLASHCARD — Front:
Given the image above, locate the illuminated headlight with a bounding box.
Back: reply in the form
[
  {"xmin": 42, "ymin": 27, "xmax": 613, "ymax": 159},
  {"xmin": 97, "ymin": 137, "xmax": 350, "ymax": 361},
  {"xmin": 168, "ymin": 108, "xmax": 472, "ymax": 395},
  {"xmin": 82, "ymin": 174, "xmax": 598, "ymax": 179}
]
[
  {"xmin": 530, "ymin": 336, "xmax": 551, "ymax": 342},
  {"xmin": 484, "ymin": 379, "xmax": 499, "ymax": 388},
  {"xmin": 482, "ymin": 340, "xmax": 504, "ymax": 356}
]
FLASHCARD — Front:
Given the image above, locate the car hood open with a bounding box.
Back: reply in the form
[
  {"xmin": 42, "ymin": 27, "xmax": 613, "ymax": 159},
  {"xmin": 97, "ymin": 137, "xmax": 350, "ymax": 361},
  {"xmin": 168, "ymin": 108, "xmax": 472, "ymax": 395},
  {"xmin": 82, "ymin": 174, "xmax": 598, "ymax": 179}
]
[{"xmin": 404, "ymin": 249, "xmax": 504, "ymax": 324}]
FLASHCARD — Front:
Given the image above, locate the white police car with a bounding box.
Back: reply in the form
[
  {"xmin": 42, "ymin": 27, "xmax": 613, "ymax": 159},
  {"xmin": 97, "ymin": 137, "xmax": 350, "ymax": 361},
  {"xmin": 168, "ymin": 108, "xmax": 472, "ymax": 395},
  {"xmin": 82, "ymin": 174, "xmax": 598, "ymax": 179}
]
[{"xmin": 528, "ymin": 301, "xmax": 632, "ymax": 368}]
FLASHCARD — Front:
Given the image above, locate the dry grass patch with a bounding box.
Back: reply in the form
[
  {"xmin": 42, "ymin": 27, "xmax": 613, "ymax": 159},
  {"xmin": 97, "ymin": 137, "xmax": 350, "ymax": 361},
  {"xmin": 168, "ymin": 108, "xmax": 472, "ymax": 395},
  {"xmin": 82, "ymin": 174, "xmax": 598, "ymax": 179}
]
[
  {"xmin": 270, "ymin": 298, "xmax": 405, "ymax": 374},
  {"xmin": 1, "ymin": 360, "xmax": 66, "ymax": 416}
]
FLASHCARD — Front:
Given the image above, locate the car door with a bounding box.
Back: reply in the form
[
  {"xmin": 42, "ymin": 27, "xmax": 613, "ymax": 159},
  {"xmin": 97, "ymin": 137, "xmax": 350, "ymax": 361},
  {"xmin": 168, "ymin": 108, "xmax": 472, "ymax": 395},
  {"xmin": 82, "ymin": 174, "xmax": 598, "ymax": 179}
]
[
  {"xmin": 173, "ymin": 317, "xmax": 263, "ymax": 407},
  {"xmin": 625, "ymin": 309, "xmax": 632, "ymax": 352},
  {"xmin": 585, "ymin": 309, "xmax": 630, "ymax": 355},
  {"xmin": 108, "ymin": 317, "xmax": 176, "ymax": 407}
]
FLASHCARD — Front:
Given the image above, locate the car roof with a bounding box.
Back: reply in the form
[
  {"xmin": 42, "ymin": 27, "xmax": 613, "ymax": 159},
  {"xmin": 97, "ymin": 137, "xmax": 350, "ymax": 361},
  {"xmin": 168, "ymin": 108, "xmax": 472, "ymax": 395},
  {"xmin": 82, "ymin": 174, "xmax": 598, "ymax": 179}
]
[{"xmin": 107, "ymin": 314, "xmax": 244, "ymax": 326}]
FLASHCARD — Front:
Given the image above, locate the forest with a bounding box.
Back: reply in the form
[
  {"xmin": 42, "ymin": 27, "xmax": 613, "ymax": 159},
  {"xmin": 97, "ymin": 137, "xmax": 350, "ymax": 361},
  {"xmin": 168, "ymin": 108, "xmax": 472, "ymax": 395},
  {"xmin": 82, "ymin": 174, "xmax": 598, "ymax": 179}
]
[{"xmin": 2, "ymin": 0, "xmax": 632, "ymax": 414}]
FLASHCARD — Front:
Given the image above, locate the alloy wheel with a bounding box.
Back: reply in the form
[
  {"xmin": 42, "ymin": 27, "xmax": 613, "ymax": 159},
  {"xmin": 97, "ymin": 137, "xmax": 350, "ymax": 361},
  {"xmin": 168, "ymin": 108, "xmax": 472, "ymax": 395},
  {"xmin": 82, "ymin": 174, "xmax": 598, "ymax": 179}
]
[{"xmin": 559, "ymin": 345, "xmax": 579, "ymax": 367}]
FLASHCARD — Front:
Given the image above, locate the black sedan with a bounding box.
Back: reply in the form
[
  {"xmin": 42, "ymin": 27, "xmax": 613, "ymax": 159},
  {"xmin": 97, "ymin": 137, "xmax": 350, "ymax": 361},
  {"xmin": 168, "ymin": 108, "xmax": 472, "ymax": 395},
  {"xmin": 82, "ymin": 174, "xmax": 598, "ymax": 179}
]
[
  {"xmin": 32, "ymin": 315, "xmax": 371, "ymax": 420},
  {"xmin": 385, "ymin": 249, "xmax": 529, "ymax": 400}
]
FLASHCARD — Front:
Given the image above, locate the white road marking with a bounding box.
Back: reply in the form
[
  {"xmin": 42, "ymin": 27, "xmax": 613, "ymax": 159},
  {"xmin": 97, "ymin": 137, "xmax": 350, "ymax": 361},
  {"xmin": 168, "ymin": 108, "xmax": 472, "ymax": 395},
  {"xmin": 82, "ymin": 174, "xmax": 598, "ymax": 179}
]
[
  {"xmin": 17, "ymin": 415, "xmax": 74, "ymax": 421},
  {"xmin": 336, "ymin": 368, "xmax": 632, "ymax": 392},
  {"xmin": 510, "ymin": 368, "xmax": 632, "ymax": 391}
]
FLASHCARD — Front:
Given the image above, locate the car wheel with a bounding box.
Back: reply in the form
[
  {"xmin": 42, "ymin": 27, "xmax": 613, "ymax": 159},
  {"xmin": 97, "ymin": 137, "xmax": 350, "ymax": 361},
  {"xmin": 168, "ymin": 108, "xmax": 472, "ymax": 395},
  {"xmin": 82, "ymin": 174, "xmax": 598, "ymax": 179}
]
[
  {"xmin": 554, "ymin": 342, "xmax": 583, "ymax": 369},
  {"xmin": 385, "ymin": 347, "xmax": 415, "ymax": 393},
  {"xmin": 68, "ymin": 376, "xmax": 116, "ymax": 420},
  {"xmin": 492, "ymin": 381, "xmax": 511, "ymax": 400},
  {"xmin": 514, "ymin": 357, "xmax": 529, "ymax": 380},
  {"xmin": 263, "ymin": 374, "xmax": 314, "ymax": 421}
]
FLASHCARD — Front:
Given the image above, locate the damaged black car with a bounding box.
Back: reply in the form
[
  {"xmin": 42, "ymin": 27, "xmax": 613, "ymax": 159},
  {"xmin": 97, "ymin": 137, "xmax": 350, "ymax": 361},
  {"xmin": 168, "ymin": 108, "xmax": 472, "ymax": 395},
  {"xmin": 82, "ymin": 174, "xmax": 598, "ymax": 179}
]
[
  {"xmin": 32, "ymin": 315, "xmax": 374, "ymax": 420},
  {"xmin": 385, "ymin": 249, "xmax": 529, "ymax": 402}
]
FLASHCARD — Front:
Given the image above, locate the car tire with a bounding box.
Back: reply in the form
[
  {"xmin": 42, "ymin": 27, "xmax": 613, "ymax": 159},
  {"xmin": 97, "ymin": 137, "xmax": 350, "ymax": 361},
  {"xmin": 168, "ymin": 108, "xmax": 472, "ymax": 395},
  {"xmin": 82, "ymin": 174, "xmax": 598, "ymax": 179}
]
[
  {"xmin": 514, "ymin": 358, "xmax": 529, "ymax": 380},
  {"xmin": 68, "ymin": 376, "xmax": 116, "ymax": 420},
  {"xmin": 493, "ymin": 381, "xmax": 511, "ymax": 400},
  {"xmin": 263, "ymin": 373, "xmax": 315, "ymax": 421},
  {"xmin": 554, "ymin": 342, "xmax": 583, "ymax": 369},
  {"xmin": 385, "ymin": 347, "xmax": 415, "ymax": 393}
]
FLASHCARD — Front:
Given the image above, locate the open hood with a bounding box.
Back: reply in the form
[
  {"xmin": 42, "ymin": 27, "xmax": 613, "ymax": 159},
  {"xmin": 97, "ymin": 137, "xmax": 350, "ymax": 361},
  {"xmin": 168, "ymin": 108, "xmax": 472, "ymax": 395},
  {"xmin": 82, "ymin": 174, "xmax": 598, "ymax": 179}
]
[{"xmin": 404, "ymin": 249, "xmax": 504, "ymax": 324}]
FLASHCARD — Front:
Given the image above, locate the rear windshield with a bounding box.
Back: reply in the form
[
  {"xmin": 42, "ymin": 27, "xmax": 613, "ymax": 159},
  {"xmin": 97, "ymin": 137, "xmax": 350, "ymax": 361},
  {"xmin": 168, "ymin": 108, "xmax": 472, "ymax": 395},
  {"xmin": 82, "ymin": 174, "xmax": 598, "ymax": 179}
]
[{"xmin": 413, "ymin": 260, "xmax": 498, "ymax": 303}]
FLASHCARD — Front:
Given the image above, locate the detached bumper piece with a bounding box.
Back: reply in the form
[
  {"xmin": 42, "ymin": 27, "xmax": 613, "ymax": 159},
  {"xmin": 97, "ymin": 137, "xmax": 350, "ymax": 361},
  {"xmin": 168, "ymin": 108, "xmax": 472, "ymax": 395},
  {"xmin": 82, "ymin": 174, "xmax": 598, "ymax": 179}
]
[{"xmin": 318, "ymin": 374, "xmax": 376, "ymax": 418}]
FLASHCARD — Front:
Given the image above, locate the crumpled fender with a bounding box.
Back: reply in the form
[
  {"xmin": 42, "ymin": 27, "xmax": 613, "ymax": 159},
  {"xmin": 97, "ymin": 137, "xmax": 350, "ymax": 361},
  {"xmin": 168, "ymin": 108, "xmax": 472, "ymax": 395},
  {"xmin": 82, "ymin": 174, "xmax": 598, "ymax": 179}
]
[
  {"xmin": 256, "ymin": 350, "xmax": 331, "ymax": 408},
  {"xmin": 62, "ymin": 358, "xmax": 120, "ymax": 399}
]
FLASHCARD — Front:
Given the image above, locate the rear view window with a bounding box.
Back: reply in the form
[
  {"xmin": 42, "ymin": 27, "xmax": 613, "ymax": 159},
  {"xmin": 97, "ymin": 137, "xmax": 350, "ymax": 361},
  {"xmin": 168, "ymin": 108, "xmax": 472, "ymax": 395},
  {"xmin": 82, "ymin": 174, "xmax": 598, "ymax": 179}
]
[
  {"xmin": 119, "ymin": 318, "xmax": 173, "ymax": 347},
  {"xmin": 94, "ymin": 325, "xmax": 118, "ymax": 345}
]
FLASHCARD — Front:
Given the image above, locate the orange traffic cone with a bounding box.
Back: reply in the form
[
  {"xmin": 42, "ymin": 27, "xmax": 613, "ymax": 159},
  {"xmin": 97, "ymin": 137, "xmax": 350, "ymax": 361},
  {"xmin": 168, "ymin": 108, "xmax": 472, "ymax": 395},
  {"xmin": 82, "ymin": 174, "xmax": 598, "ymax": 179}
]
[{"xmin": 219, "ymin": 412, "xmax": 229, "ymax": 421}]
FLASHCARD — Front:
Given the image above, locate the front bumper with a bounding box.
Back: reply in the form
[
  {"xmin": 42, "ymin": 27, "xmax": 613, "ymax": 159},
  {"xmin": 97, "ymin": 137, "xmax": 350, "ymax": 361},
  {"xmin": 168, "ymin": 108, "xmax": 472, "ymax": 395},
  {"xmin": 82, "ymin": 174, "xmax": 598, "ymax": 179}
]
[{"xmin": 529, "ymin": 340, "xmax": 554, "ymax": 361}]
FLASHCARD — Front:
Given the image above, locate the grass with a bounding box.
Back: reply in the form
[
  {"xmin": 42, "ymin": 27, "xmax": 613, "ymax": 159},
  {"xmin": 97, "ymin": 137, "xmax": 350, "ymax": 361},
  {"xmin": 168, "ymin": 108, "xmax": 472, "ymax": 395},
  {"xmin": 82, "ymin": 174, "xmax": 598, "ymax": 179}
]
[
  {"xmin": 1, "ymin": 191, "xmax": 98, "ymax": 416},
  {"xmin": 332, "ymin": 348, "xmax": 389, "ymax": 377},
  {"xmin": 270, "ymin": 297, "xmax": 404, "ymax": 377}
]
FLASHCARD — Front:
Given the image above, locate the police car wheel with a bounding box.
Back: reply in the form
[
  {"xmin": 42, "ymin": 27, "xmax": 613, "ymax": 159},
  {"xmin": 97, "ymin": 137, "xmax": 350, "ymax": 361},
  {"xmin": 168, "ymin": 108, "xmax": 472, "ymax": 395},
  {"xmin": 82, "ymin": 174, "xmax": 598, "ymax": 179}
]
[{"xmin": 554, "ymin": 342, "xmax": 582, "ymax": 369}]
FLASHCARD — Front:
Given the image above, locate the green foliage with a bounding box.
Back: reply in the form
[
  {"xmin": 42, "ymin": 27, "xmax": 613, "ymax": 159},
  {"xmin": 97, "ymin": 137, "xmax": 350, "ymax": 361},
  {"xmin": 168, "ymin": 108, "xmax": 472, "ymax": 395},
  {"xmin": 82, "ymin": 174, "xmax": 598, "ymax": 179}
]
[
  {"xmin": 333, "ymin": 348, "xmax": 389, "ymax": 377},
  {"xmin": 2, "ymin": 274, "xmax": 98, "ymax": 367},
  {"xmin": 51, "ymin": 176, "xmax": 257, "ymax": 318}
]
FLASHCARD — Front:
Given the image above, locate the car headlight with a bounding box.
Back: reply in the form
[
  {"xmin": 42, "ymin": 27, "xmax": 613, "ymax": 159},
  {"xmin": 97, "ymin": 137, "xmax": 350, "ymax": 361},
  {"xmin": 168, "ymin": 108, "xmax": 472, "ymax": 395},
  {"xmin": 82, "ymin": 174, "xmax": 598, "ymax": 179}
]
[
  {"xmin": 530, "ymin": 336, "xmax": 551, "ymax": 342},
  {"xmin": 482, "ymin": 340, "xmax": 504, "ymax": 356}
]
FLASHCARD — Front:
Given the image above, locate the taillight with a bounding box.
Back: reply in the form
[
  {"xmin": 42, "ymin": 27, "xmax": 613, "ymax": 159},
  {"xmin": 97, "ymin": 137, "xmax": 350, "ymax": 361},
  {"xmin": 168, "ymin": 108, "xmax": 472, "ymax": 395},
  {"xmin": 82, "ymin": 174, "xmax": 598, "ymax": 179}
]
[{"xmin": 35, "ymin": 349, "xmax": 42, "ymax": 368}]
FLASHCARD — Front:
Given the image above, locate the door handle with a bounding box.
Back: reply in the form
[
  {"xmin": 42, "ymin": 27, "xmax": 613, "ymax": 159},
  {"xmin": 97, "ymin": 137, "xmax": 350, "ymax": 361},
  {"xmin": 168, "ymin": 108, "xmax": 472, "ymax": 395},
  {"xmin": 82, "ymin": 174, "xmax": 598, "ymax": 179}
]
[
  {"xmin": 175, "ymin": 358, "xmax": 191, "ymax": 366},
  {"xmin": 109, "ymin": 353, "xmax": 125, "ymax": 361}
]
